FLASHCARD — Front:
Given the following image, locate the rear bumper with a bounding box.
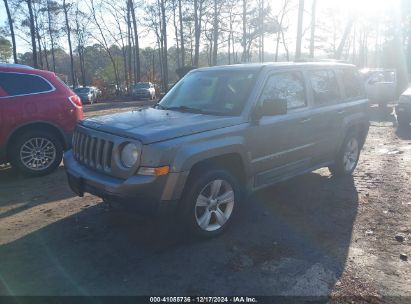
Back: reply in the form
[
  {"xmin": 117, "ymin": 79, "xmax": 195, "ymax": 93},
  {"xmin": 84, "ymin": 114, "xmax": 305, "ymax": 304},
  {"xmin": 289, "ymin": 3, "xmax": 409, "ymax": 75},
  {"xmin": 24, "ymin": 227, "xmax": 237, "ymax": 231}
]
[{"xmin": 63, "ymin": 150, "xmax": 187, "ymax": 213}]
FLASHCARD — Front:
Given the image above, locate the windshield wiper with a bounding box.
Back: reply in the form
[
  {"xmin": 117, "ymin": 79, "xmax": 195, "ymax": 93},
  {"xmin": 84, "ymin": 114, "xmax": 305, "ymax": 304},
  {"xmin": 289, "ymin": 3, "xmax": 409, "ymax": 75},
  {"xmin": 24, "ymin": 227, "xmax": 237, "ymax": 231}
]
[
  {"xmin": 155, "ymin": 104, "xmax": 224, "ymax": 115},
  {"xmin": 164, "ymin": 105, "xmax": 205, "ymax": 113},
  {"xmin": 153, "ymin": 103, "xmax": 167, "ymax": 110}
]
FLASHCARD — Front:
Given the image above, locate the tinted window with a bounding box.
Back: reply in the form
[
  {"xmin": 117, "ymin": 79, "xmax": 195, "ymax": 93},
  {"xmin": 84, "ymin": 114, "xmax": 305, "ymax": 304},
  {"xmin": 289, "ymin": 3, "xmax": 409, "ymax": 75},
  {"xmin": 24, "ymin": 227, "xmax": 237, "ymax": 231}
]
[
  {"xmin": 74, "ymin": 87, "xmax": 91, "ymax": 93},
  {"xmin": 259, "ymin": 71, "xmax": 306, "ymax": 110},
  {"xmin": 309, "ymin": 70, "xmax": 341, "ymax": 105},
  {"xmin": 338, "ymin": 69, "xmax": 364, "ymax": 100},
  {"xmin": 135, "ymin": 83, "xmax": 150, "ymax": 89},
  {"xmin": 0, "ymin": 72, "xmax": 53, "ymax": 96}
]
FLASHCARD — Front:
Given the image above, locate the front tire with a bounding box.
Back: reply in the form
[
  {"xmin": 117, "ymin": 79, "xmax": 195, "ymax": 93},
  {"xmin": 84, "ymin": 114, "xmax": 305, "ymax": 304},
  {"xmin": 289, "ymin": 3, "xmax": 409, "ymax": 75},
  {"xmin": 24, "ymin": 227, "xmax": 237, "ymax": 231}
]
[
  {"xmin": 9, "ymin": 130, "xmax": 63, "ymax": 177},
  {"xmin": 329, "ymin": 131, "xmax": 361, "ymax": 177},
  {"xmin": 180, "ymin": 169, "xmax": 240, "ymax": 238}
]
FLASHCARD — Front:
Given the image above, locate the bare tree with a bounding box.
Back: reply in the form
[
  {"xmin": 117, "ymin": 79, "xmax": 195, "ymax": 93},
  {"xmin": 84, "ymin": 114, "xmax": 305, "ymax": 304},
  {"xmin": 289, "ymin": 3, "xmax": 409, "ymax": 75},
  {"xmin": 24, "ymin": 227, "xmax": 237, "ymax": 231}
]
[
  {"xmin": 26, "ymin": 0, "xmax": 38, "ymax": 67},
  {"xmin": 89, "ymin": 0, "xmax": 120, "ymax": 89},
  {"xmin": 46, "ymin": 0, "xmax": 56, "ymax": 71},
  {"xmin": 193, "ymin": 0, "xmax": 205, "ymax": 66},
  {"xmin": 335, "ymin": 17, "xmax": 354, "ymax": 59},
  {"xmin": 309, "ymin": 0, "xmax": 317, "ymax": 58},
  {"xmin": 160, "ymin": 0, "xmax": 168, "ymax": 90},
  {"xmin": 3, "ymin": 0, "xmax": 18, "ymax": 63},
  {"xmin": 274, "ymin": 0, "xmax": 291, "ymax": 61},
  {"xmin": 129, "ymin": 0, "xmax": 141, "ymax": 82},
  {"xmin": 295, "ymin": 0, "xmax": 304, "ymax": 59},
  {"xmin": 178, "ymin": 0, "xmax": 185, "ymax": 66},
  {"xmin": 63, "ymin": 0, "xmax": 75, "ymax": 86}
]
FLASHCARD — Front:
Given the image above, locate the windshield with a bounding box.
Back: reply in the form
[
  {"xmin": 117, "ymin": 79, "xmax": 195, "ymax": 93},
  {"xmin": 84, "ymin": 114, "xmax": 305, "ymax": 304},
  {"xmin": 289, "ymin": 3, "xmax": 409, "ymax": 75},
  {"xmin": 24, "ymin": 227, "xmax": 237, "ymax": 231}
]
[
  {"xmin": 74, "ymin": 87, "xmax": 91, "ymax": 93},
  {"xmin": 159, "ymin": 69, "xmax": 258, "ymax": 115},
  {"xmin": 135, "ymin": 83, "xmax": 150, "ymax": 89}
]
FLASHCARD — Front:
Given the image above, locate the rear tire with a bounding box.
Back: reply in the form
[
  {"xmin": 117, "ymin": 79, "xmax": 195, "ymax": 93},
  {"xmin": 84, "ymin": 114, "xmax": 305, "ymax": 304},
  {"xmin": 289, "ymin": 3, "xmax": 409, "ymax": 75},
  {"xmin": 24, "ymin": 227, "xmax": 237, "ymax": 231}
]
[
  {"xmin": 9, "ymin": 130, "xmax": 63, "ymax": 177},
  {"xmin": 180, "ymin": 169, "xmax": 240, "ymax": 238},
  {"xmin": 329, "ymin": 131, "xmax": 361, "ymax": 177}
]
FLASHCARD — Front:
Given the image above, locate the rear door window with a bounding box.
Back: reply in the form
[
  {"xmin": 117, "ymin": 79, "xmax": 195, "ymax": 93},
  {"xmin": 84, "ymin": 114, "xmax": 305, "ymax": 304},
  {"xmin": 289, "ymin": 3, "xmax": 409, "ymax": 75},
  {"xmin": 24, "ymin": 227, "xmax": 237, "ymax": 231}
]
[
  {"xmin": 308, "ymin": 70, "xmax": 341, "ymax": 105},
  {"xmin": 259, "ymin": 71, "xmax": 307, "ymax": 110},
  {"xmin": 338, "ymin": 69, "xmax": 365, "ymax": 100},
  {"xmin": 0, "ymin": 72, "xmax": 54, "ymax": 97}
]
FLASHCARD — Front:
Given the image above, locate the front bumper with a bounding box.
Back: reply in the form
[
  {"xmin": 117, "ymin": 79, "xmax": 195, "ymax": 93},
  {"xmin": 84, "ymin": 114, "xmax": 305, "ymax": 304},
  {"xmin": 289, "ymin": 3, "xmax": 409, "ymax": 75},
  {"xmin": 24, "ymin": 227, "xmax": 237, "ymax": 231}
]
[
  {"xmin": 63, "ymin": 150, "xmax": 188, "ymax": 213},
  {"xmin": 133, "ymin": 91, "xmax": 151, "ymax": 99},
  {"xmin": 79, "ymin": 95, "xmax": 91, "ymax": 103}
]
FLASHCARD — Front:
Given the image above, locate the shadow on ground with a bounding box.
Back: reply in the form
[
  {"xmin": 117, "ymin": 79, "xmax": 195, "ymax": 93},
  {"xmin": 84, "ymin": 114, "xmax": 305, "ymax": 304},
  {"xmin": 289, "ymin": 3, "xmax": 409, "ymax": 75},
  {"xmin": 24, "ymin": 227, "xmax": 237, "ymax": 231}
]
[
  {"xmin": 395, "ymin": 125, "xmax": 411, "ymax": 140},
  {"xmin": 0, "ymin": 171, "xmax": 358, "ymax": 296},
  {"xmin": 369, "ymin": 104, "xmax": 397, "ymax": 125},
  {"xmin": 0, "ymin": 166, "xmax": 75, "ymax": 212}
]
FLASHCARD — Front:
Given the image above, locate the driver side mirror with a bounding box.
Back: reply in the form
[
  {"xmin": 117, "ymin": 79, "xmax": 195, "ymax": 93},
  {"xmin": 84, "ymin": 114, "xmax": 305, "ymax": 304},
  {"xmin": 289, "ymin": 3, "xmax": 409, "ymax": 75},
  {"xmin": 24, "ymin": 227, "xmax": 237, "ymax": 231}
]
[{"xmin": 253, "ymin": 98, "xmax": 288, "ymax": 120}]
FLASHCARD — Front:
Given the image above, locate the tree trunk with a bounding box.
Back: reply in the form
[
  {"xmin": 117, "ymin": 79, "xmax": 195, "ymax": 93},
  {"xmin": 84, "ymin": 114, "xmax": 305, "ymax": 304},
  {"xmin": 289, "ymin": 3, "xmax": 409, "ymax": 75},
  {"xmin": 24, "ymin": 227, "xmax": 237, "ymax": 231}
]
[
  {"xmin": 281, "ymin": 29, "xmax": 290, "ymax": 61},
  {"xmin": 33, "ymin": 7, "xmax": 43, "ymax": 68},
  {"xmin": 172, "ymin": 0, "xmax": 180, "ymax": 68},
  {"xmin": 160, "ymin": 0, "xmax": 168, "ymax": 91},
  {"xmin": 193, "ymin": 0, "xmax": 200, "ymax": 66},
  {"xmin": 130, "ymin": 0, "xmax": 140, "ymax": 83},
  {"xmin": 178, "ymin": 0, "xmax": 185, "ymax": 66},
  {"xmin": 46, "ymin": 0, "xmax": 56, "ymax": 71},
  {"xmin": 309, "ymin": 0, "xmax": 316, "ymax": 58},
  {"xmin": 3, "ymin": 0, "xmax": 18, "ymax": 63},
  {"xmin": 241, "ymin": 0, "xmax": 247, "ymax": 62},
  {"xmin": 295, "ymin": 0, "xmax": 304, "ymax": 60},
  {"xmin": 79, "ymin": 47, "xmax": 86, "ymax": 86},
  {"xmin": 212, "ymin": 0, "xmax": 218, "ymax": 66},
  {"xmin": 260, "ymin": 0, "xmax": 264, "ymax": 62},
  {"xmin": 335, "ymin": 18, "xmax": 354, "ymax": 60},
  {"xmin": 27, "ymin": 0, "xmax": 38, "ymax": 68},
  {"xmin": 63, "ymin": 0, "xmax": 75, "ymax": 87}
]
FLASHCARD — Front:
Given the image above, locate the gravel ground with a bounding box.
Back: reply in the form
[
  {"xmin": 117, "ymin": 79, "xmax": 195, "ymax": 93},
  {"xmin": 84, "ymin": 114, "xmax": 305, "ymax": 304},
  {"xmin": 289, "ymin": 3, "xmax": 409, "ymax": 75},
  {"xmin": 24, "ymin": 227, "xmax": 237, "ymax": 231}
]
[{"xmin": 0, "ymin": 102, "xmax": 410, "ymax": 301}]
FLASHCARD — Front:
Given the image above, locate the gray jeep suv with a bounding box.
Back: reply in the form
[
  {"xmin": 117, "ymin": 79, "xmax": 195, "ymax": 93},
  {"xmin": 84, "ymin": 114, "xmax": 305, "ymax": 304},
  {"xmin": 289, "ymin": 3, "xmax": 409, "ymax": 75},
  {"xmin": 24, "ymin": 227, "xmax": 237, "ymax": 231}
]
[{"xmin": 64, "ymin": 62, "xmax": 369, "ymax": 238}]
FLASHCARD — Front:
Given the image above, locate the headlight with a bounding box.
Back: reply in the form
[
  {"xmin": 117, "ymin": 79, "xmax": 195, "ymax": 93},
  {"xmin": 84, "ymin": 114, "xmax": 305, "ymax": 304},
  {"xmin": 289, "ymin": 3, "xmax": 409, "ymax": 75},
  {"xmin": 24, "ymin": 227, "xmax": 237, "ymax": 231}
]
[{"xmin": 120, "ymin": 143, "xmax": 139, "ymax": 168}]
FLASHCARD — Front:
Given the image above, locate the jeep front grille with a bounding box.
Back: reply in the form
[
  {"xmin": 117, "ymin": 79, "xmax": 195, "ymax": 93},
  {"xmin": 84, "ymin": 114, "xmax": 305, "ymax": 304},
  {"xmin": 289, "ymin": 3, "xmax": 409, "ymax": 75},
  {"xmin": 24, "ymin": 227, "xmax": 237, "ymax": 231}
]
[{"xmin": 72, "ymin": 129, "xmax": 113, "ymax": 173}]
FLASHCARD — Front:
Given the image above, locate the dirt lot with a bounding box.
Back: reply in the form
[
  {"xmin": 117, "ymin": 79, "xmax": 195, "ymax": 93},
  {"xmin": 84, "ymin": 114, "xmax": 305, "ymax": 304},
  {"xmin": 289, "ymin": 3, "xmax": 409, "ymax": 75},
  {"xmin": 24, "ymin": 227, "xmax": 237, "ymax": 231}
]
[{"xmin": 0, "ymin": 102, "xmax": 410, "ymax": 300}]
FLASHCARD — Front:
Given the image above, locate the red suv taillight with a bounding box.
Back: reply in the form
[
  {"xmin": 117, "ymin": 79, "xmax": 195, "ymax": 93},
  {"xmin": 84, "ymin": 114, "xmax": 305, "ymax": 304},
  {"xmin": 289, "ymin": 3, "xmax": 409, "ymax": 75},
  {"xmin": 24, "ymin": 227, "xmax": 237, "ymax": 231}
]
[{"xmin": 68, "ymin": 95, "xmax": 82, "ymax": 108}]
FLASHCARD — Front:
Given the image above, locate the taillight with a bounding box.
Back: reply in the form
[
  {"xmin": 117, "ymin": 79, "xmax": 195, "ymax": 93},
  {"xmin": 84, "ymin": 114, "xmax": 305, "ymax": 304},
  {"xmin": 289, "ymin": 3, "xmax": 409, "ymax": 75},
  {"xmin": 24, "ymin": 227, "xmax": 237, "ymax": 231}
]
[{"xmin": 68, "ymin": 95, "xmax": 82, "ymax": 108}]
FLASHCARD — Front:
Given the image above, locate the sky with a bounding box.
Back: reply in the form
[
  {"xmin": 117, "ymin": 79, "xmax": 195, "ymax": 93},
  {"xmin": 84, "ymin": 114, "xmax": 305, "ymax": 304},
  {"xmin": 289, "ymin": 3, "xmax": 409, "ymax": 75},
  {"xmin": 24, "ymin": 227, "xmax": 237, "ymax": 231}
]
[{"xmin": 0, "ymin": 0, "xmax": 402, "ymax": 56}]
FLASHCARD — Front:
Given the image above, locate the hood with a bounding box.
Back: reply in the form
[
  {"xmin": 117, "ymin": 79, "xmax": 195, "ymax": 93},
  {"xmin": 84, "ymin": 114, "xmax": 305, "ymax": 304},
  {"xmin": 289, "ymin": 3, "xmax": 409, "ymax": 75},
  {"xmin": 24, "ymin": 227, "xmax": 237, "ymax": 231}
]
[{"xmin": 81, "ymin": 107, "xmax": 243, "ymax": 144}]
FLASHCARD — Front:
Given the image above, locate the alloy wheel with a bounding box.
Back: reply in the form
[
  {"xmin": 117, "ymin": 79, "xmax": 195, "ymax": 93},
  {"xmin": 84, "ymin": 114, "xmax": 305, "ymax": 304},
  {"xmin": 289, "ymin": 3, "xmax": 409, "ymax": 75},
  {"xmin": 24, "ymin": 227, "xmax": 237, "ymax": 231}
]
[
  {"xmin": 195, "ymin": 179, "xmax": 235, "ymax": 231},
  {"xmin": 20, "ymin": 137, "xmax": 56, "ymax": 171}
]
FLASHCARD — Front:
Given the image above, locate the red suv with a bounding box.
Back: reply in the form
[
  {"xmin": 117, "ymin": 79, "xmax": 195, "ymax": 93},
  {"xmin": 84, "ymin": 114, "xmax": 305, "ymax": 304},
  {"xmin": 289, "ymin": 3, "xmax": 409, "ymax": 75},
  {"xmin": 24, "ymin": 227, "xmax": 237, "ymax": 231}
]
[{"xmin": 0, "ymin": 64, "xmax": 83, "ymax": 176}]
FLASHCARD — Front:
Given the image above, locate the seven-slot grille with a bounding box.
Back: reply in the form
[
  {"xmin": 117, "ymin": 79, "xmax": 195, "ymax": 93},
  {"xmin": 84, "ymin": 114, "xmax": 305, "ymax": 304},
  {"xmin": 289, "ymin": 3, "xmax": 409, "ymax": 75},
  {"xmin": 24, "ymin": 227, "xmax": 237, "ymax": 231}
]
[{"xmin": 72, "ymin": 129, "xmax": 113, "ymax": 172}]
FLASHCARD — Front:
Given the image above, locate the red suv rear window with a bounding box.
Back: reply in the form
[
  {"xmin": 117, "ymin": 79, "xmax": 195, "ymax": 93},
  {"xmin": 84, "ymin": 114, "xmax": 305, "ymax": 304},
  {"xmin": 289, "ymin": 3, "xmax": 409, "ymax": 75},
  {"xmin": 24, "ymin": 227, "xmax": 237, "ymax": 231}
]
[{"xmin": 0, "ymin": 72, "xmax": 54, "ymax": 96}]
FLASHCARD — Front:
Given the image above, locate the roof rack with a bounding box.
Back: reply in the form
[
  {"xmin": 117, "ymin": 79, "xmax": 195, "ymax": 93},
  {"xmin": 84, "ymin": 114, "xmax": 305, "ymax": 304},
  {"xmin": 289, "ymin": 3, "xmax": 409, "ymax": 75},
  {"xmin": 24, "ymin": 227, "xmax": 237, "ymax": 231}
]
[{"xmin": 0, "ymin": 63, "xmax": 34, "ymax": 69}]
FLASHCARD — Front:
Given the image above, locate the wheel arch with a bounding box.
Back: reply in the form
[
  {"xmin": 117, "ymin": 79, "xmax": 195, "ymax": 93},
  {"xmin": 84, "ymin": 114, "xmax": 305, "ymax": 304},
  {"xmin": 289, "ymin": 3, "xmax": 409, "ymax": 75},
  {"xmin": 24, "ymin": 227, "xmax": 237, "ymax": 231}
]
[{"xmin": 6, "ymin": 121, "xmax": 68, "ymax": 160}]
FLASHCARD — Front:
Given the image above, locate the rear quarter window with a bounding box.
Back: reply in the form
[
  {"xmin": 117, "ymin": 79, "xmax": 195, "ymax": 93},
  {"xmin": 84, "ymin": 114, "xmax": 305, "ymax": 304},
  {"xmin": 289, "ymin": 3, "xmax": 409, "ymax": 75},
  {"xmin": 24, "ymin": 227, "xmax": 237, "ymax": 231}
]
[{"xmin": 0, "ymin": 72, "xmax": 54, "ymax": 97}]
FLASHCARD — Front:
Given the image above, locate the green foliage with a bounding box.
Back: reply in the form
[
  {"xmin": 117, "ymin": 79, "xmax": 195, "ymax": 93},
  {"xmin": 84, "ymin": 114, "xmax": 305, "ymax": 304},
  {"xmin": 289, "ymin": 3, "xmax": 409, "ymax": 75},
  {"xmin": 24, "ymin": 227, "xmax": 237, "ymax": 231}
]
[{"xmin": 0, "ymin": 36, "xmax": 12, "ymax": 63}]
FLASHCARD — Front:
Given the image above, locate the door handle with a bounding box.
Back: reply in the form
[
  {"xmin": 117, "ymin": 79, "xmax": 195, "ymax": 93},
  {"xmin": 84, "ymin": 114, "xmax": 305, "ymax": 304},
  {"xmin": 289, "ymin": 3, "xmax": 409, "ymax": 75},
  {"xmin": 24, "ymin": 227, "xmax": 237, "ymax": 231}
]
[{"xmin": 300, "ymin": 117, "xmax": 311, "ymax": 123}]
